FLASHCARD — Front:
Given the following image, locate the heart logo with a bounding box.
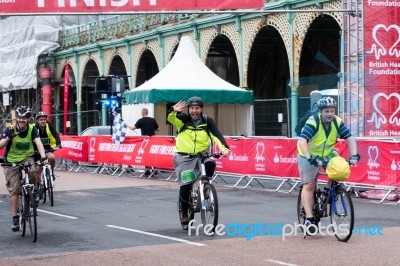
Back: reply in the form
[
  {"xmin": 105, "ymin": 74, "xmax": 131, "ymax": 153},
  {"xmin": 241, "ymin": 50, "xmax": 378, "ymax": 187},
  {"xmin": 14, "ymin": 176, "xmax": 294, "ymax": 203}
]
[
  {"xmin": 138, "ymin": 138, "xmax": 149, "ymax": 155},
  {"xmin": 89, "ymin": 137, "xmax": 96, "ymax": 154},
  {"xmin": 367, "ymin": 92, "xmax": 400, "ymax": 128},
  {"xmin": 367, "ymin": 146, "xmax": 380, "ymax": 170},
  {"xmin": 255, "ymin": 142, "xmax": 265, "ymax": 162},
  {"xmin": 367, "ymin": 24, "xmax": 400, "ymax": 60}
]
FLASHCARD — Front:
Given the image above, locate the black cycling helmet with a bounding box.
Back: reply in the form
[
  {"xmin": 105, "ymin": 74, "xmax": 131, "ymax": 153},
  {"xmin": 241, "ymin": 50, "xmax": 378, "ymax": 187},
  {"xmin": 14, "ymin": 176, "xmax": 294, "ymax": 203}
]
[
  {"xmin": 187, "ymin": 96, "xmax": 203, "ymax": 107},
  {"xmin": 15, "ymin": 106, "xmax": 32, "ymax": 118},
  {"xmin": 317, "ymin": 97, "xmax": 337, "ymax": 110},
  {"xmin": 36, "ymin": 111, "xmax": 48, "ymax": 120}
]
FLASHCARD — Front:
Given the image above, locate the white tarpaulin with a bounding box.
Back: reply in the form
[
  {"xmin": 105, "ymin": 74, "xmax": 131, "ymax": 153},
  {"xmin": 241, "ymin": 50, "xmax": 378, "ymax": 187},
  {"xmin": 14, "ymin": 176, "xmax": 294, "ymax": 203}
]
[
  {"xmin": 0, "ymin": 16, "xmax": 61, "ymax": 91},
  {"xmin": 0, "ymin": 15, "xmax": 101, "ymax": 92}
]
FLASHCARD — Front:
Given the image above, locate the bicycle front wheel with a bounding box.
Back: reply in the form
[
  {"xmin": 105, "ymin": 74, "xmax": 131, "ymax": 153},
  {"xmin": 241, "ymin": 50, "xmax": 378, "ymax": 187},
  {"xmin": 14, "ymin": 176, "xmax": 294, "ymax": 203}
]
[
  {"xmin": 200, "ymin": 183, "xmax": 218, "ymax": 232},
  {"xmin": 18, "ymin": 193, "xmax": 26, "ymax": 237},
  {"xmin": 46, "ymin": 168, "xmax": 54, "ymax": 206},
  {"xmin": 48, "ymin": 186, "xmax": 54, "ymax": 206},
  {"xmin": 330, "ymin": 186, "xmax": 354, "ymax": 242},
  {"xmin": 28, "ymin": 190, "xmax": 38, "ymax": 242}
]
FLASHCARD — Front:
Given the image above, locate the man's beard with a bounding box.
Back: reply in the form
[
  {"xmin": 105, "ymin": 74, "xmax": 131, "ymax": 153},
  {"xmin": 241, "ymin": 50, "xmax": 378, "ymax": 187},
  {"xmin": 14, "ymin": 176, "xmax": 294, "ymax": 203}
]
[{"xmin": 17, "ymin": 123, "xmax": 28, "ymax": 132}]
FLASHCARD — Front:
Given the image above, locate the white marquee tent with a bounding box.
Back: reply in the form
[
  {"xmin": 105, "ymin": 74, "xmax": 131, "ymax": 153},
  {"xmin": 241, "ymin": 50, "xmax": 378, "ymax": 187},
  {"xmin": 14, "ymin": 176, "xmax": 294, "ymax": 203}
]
[{"xmin": 123, "ymin": 36, "xmax": 254, "ymax": 136}]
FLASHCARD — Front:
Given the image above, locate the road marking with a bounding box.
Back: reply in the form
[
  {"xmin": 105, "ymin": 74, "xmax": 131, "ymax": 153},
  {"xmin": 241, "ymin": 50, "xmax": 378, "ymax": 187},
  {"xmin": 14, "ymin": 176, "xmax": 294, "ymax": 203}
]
[
  {"xmin": 369, "ymin": 201, "xmax": 398, "ymax": 205},
  {"xmin": 106, "ymin": 225, "xmax": 206, "ymax": 246},
  {"xmin": 37, "ymin": 209, "xmax": 78, "ymax": 219},
  {"xmin": 265, "ymin": 259, "xmax": 299, "ymax": 266}
]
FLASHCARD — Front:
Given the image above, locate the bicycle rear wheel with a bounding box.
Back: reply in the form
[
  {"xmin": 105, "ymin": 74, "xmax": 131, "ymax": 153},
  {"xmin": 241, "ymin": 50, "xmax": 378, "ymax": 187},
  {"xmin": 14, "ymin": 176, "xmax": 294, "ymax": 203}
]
[
  {"xmin": 42, "ymin": 184, "xmax": 47, "ymax": 203},
  {"xmin": 200, "ymin": 183, "xmax": 218, "ymax": 232},
  {"xmin": 177, "ymin": 200, "xmax": 195, "ymax": 230},
  {"xmin": 27, "ymin": 190, "xmax": 38, "ymax": 242},
  {"xmin": 18, "ymin": 193, "xmax": 26, "ymax": 237},
  {"xmin": 330, "ymin": 186, "xmax": 354, "ymax": 242},
  {"xmin": 296, "ymin": 187, "xmax": 306, "ymax": 233}
]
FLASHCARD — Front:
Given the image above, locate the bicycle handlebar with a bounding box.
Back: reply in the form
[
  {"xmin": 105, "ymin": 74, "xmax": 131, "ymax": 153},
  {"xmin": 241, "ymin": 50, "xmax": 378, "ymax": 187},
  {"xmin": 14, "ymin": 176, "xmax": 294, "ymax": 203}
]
[
  {"xmin": 313, "ymin": 156, "xmax": 357, "ymax": 169},
  {"xmin": 0, "ymin": 160, "xmax": 43, "ymax": 168},
  {"xmin": 199, "ymin": 152, "xmax": 223, "ymax": 160},
  {"xmin": 0, "ymin": 157, "xmax": 47, "ymax": 168}
]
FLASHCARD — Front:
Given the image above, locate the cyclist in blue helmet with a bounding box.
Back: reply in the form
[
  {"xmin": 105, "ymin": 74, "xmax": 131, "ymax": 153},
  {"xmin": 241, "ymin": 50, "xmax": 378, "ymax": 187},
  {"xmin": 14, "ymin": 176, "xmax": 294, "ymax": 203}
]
[{"xmin": 297, "ymin": 97, "xmax": 360, "ymax": 234}]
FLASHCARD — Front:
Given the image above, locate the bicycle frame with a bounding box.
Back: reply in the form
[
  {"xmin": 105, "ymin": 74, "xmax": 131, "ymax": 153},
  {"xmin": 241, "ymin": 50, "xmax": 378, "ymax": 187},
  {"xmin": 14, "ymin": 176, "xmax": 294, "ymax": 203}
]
[{"xmin": 198, "ymin": 163, "xmax": 208, "ymax": 211}]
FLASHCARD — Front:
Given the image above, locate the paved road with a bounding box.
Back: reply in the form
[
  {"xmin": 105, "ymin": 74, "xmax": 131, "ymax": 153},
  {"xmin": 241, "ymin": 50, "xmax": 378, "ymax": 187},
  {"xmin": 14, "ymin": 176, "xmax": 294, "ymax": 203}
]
[{"xmin": 0, "ymin": 167, "xmax": 399, "ymax": 265}]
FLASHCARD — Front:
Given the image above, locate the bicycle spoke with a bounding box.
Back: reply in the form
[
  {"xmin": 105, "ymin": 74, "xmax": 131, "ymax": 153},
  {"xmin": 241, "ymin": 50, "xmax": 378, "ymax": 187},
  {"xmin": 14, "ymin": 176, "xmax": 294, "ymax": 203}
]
[
  {"xmin": 330, "ymin": 187, "xmax": 354, "ymax": 242},
  {"xmin": 28, "ymin": 190, "xmax": 38, "ymax": 242},
  {"xmin": 200, "ymin": 184, "xmax": 218, "ymax": 231}
]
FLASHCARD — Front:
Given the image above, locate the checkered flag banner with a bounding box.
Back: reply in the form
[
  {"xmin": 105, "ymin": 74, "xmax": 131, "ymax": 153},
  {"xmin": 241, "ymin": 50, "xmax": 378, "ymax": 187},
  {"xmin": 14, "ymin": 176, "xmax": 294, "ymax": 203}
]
[{"xmin": 112, "ymin": 108, "xmax": 127, "ymax": 144}]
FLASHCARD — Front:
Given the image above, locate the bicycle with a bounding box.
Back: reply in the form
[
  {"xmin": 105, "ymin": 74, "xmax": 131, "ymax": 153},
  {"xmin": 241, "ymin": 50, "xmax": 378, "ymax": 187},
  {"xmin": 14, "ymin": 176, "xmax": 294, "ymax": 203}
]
[
  {"xmin": 0, "ymin": 159, "xmax": 42, "ymax": 242},
  {"xmin": 38, "ymin": 149, "xmax": 56, "ymax": 206},
  {"xmin": 178, "ymin": 152, "xmax": 222, "ymax": 231},
  {"xmin": 297, "ymin": 157, "xmax": 354, "ymax": 242}
]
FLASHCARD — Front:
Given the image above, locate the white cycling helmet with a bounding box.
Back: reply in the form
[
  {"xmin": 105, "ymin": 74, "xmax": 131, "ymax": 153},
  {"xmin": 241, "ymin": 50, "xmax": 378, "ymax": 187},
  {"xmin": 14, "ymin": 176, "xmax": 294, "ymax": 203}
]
[
  {"xmin": 15, "ymin": 106, "xmax": 32, "ymax": 118},
  {"xmin": 36, "ymin": 111, "xmax": 48, "ymax": 120},
  {"xmin": 317, "ymin": 97, "xmax": 337, "ymax": 110}
]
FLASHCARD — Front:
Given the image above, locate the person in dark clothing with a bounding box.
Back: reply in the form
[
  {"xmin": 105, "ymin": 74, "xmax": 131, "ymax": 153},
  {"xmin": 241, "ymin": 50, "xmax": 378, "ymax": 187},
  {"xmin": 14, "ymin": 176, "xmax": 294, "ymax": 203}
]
[
  {"xmin": 128, "ymin": 108, "xmax": 159, "ymax": 136},
  {"xmin": 34, "ymin": 111, "xmax": 62, "ymax": 176},
  {"xmin": 168, "ymin": 96, "xmax": 230, "ymax": 225},
  {"xmin": 128, "ymin": 108, "xmax": 159, "ymax": 175}
]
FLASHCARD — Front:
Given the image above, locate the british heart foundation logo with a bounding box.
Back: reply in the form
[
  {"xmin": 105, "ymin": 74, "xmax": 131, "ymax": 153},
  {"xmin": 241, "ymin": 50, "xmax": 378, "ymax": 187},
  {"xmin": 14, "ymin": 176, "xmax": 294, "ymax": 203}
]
[
  {"xmin": 367, "ymin": 24, "xmax": 400, "ymax": 60},
  {"xmin": 255, "ymin": 142, "xmax": 265, "ymax": 162},
  {"xmin": 367, "ymin": 146, "xmax": 380, "ymax": 170},
  {"xmin": 137, "ymin": 138, "xmax": 149, "ymax": 155},
  {"xmin": 367, "ymin": 92, "xmax": 400, "ymax": 129}
]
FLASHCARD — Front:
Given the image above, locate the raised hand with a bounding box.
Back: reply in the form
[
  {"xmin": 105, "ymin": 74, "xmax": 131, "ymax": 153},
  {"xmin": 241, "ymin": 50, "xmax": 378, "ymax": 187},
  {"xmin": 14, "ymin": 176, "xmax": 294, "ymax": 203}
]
[{"xmin": 173, "ymin": 101, "xmax": 187, "ymax": 113}]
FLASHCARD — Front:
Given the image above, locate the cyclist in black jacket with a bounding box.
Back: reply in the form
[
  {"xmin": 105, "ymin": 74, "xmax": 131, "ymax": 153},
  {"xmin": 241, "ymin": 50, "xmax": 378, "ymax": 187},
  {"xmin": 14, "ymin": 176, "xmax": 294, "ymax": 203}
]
[{"xmin": 34, "ymin": 112, "xmax": 62, "ymax": 178}]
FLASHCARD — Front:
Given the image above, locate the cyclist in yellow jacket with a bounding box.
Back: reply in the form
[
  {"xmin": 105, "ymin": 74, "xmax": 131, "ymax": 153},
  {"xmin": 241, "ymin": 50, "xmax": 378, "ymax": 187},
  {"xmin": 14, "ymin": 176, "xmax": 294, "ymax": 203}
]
[
  {"xmin": 0, "ymin": 106, "xmax": 47, "ymax": 231},
  {"xmin": 297, "ymin": 97, "xmax": 360, "ymax": 233},
  {"xmin": 34, "ymin": 111, "xmax": 62, "ymax": 178},
  {"xmin": 168, "ymin": 96, "xmax": 230, "ymax": 225}
]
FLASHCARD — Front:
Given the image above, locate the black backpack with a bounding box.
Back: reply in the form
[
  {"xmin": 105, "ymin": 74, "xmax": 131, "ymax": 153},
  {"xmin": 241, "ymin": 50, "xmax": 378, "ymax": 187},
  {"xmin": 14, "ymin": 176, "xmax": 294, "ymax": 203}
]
[
  {"xmin": 295, "ymin": 110, "xmax": 319, "ymax": 136},
  {"xmin": 295, "ymin": 111, "xmax": 339, "ymax": 136}
]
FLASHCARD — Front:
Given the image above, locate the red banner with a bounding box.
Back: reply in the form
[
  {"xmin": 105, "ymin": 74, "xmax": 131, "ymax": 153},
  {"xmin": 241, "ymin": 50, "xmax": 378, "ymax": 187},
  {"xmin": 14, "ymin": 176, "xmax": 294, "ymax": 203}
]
[
  {"xmin": 63, "ymin": 65, "xmax": 69, "ymax": 135},
  {"xmin": 56, "ymin": 136, "xmax": 400, "ymax": 187},
  {"xmin": 86, "ymin": 136, "xmax": 174, "ymax": 169},
  {"xmin": 364, "ymin": 1, "xmax": 400, "ymax": 137},
  {"xmin": 139, "ymin": 136, "xmax": 175, "ymax": 169},
  {"xmin": 87, "ymin": 136, "xmax": 140, "ymax": 164},
  {"xmin": 55, "ymin": 135, "xmax": 88, "ymax": 162},
  {"xmin": 0, "ymin": 0, "xmax": 264, "ymax": 14},
  {"xmin": 217, "ymin": 138, "xmax": 249, "ymax": 175},
  {"xmin": 349, "ymin": 139, "xmax": 400, "ymax": 187}
]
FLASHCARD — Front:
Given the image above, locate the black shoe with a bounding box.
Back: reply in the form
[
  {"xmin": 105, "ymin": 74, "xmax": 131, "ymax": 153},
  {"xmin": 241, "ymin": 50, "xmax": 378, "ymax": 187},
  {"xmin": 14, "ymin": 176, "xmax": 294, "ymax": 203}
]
[
  {"xmin": 11, "ymin": 216, "xmax": 19, "ymax": 232},
  {"xmin": 180, "ymin": 215, "xmax": 189, "ymax": 225},
  {"xmin": 304, "ymin": 218, "xmax": 317, "ymax": 235}
]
